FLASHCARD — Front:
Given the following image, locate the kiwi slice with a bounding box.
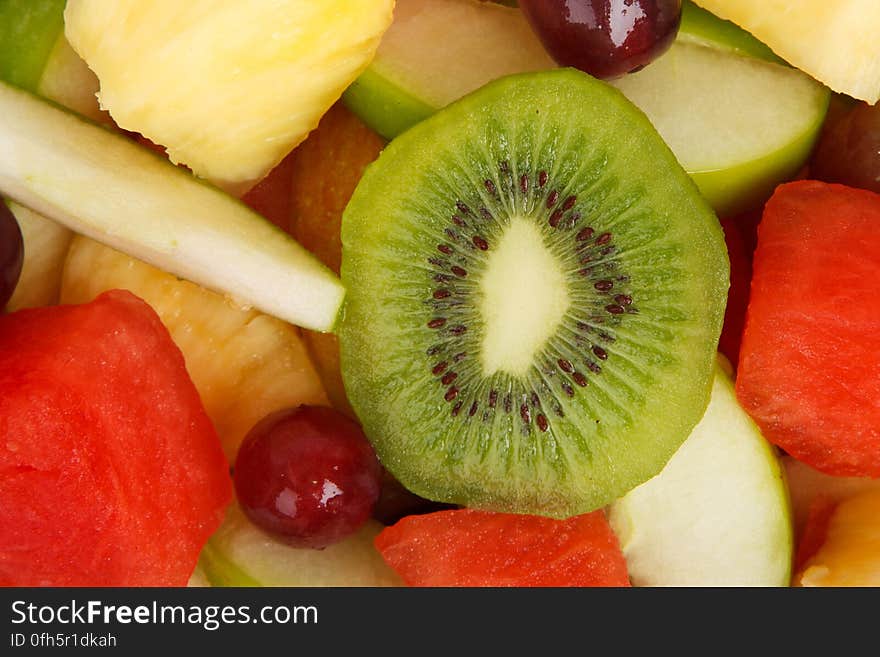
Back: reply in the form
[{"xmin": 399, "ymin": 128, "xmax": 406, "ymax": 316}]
[{"xmin": 339, "ymin": 69, "xmax": 728, "ymax": 518}]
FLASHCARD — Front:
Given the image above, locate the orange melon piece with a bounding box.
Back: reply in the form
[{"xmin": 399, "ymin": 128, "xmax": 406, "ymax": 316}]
[
  {"xmin": 796, "ymin": 490, "xmax": 880, "ymax": 587},
  {"xmin": 61, "ymin": 237, "xmax": 328, "ymax": 461}
]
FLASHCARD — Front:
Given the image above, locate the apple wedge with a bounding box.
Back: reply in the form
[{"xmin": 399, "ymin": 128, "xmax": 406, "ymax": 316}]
[
  {"xmin": 610, "ymin": 41, "xmax": 828, "ymax": 216},
  {"xmin": 677, "ymin": 0, "xmax": 782, "ymax": 64},
  {"xmin": 0, "ymin": 0, "xmax": 66, "ymax": 93},
  {"xmin": 199, "ymin": 505, "xmax": 401, "ymax": 587},
  {"xmin": 608, "ymin": 360, "xmax": 793, "ymax": 587},
  {"xmin": 693, "ymin": 0, "xmax": 880, "ymax": 104},
  {"xmin": 345, "ymin": 0, "xmax": 829, "ymax": 215},
  {"xmin": 0, "ymin": 80, "xmax": 345, "ymax": 331}
]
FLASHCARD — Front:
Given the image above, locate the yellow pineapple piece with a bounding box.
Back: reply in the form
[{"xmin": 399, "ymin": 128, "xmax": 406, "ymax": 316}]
[
  {"xmin": 64, "ymin": 0, "xmax": 395, "ymax": 190},
  {"xmin": 61, "ymin": 236, "xmax": 329, "ymax": 461},
  {"xmin": 694, "ymin": 0, "xmax": 880, "ymax": 103},
  {"xmin": 796, "ymin": 490, "xmax": 880, "ymax": 587}
]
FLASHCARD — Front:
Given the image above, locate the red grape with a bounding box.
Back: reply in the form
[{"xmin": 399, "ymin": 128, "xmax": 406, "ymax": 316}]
[
  {"xmin": 811, "ymin": 101, "xmax": 880, "ymax": 194},
  {"xmin": 0, "ymin": 202, "xmax": 23, "ymax": 310},
  {"xmin": 233, "ymin": 405, "xmax": 382, "ymax": 549},
  {"xmin": 519, "ymin": 0, "xmax": 682, "ymax": 79}
]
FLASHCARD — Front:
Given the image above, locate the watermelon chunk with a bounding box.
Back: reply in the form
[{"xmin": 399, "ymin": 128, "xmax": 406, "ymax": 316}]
[
  {"xmin": 736, "ymin": 181, "xmax": 880, "ymax": 477},
  {"xmin": 0, "ymin": 290, "xmax": 231, "ymax": 586},
  {"xmin": 375, "ymin": 509, "xmax": 630, "ymax": 587}
]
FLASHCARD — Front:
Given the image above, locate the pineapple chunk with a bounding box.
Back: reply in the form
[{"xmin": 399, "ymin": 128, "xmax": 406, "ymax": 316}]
[
  {"xmin": 693, "ymin": 0, "xmax": 880, "ymax": 103},
  {"xmin": 796, "ymin": 490, "xmax": 880, "ymax": 587},
  {"xmin": 61, "ymin": 236, "xmax": 329, "ymax": 462},
  {"xmin": 64, "ymin": 0, "xmax": 395, "ymax": 189}
]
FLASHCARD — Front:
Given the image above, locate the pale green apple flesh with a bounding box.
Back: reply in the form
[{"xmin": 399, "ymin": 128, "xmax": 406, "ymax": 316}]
[
  {"xmin": 345, "ymin": 0, "xmax": 829, "ymax": 215},
  {"xmin": 343, "ymin": 0, "xmax": 555, "ymax": 139},
  {"xmin": 677, "ymin": 0, "xmax": 783, "ymax": 64},
  {"xmin": 0, "ymin": 80, "xmax": 345, "ymax": 331},
  {"xmin": 610, "ymin": 42, "xmax": 829, "ymax": 216},
  {"xmin": 608, "ymin": 360, "xmax": 793, "ymax": 587},
  {"xmin": 0, "ymin": 0, "xmax": 104, "ymax": 121},
  {"xmin": 0, "ymin": 0, "xmax": 66, "ymax": 93},
  {"xmin": 199, "ymin": 505, "xmax": 401, "ymax": 587}
]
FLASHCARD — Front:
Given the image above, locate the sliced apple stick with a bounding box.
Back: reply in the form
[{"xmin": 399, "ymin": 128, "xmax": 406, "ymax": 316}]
[
  {"xmin": 0, "ymin": 80, "xmax": 344, "ymax": 332},
  {"xmin": 609, "ymin": 359, "xmax": 793, "ymax": 587}
]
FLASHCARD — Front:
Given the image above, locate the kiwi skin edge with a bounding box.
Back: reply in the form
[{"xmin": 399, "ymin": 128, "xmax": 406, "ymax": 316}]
[{"xmin": 339, "ymin": 68, "xmax": 729, "ymax": 519}]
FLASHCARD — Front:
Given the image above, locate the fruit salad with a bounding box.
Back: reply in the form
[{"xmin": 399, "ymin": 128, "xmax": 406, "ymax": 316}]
[{"xmin": 2, "ymin": 0, "xmax": 880, "ymax": 588}]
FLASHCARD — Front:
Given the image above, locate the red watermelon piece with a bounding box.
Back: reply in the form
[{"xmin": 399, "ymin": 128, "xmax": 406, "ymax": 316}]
[
  {"xmin": 736, "ymin": 181, "xmax": 880, "ymax": 477},
  {"xmin": 375, "ymin": 509, "xmax": 630, "ymax": 587},
  {"xmin": 0, "ymin": 290, "xmax": 231, "ymax": 586}
]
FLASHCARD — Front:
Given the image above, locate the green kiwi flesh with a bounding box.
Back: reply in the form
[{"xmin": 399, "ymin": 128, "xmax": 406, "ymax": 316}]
[{"xmin": 339, "ymin": 69, "xmax": 729, "ymax": 518}]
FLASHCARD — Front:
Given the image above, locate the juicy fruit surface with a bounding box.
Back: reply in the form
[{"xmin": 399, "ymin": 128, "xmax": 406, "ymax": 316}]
[
  {"xmin": 0, "ymin": 201, "xmax": 23, "ymax": 309},
  {"xmin": 0, "ymin": 80, "xmax": 345, "ymax": 331},
  {"xmin": 61, "ymin": 236, "xmax": 329, "ymax": 462},
  {"xmin": 344, "ymin": 0, "xmax": 556, "ymax": 139},
  {"xmin": 375, "ymin": 508, "xmax": 630, "ymax": 586},
  {"xmin": 811, "ymin": 100, "xmax": 880, "ymax": 195},
  {"xmin": 340, "ymin": 69, "xmax": 728, "ymax": 518},
  {"xmin": 677, "ymin": 1, "xmax": 781, "ymax": 63},
  {"xmin": 609, "ymin": 362, "xmax": 792, "ymax": 587},
  {"xmin": 610, "ymin": 41, "xmax": 828, "ymax": 216},
  {"xmin": 0, "ymin": 290, "xmax": 231, "ymax": 586},
  {"xmin": 201, "ymin": 504, "xmax": 401, "ymax": 587},
  {"xmin": 736, "ymin": 181, "xmax": 880, "ymax": 477},
  {"xmin": 6, "ymin": 202, "xmax": 72, "ymax": 312},
  {"xmin": 693, "ymin": 0, "xmax": 880, "ymax": 104},
  {"xmin": 290, "ymin": 103, "xmax": 387, "ymax": 277},
  {"xmin": 234, "ymin": 406, "xmax": 382, "ymax": 549},
  {"xmin": 796, "ymin": 490, "xmax": 880, "ymax": 587},
  {"xmin": 64, "ymin": 0, "xmax": 394, "ymax": 188},
  {"xmin": 519, "ymin": 0, "xmax": 682, "ymax": 80}
]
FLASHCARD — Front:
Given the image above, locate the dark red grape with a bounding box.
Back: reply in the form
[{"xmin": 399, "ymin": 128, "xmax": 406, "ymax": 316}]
[
  {"xmin": 811, "ymin": 100, "xmax": 880, "ymax": 194},
  {"xmin": 519, "ymin": 0, "xmax": 682, "ymax": 79},
  {"xmin": 233, "ymin": 405, "xmax": 382, "ymax": 549},
  {"xmin": 1, "ymin": 202, "xmax": 23, "ymax": 310}
]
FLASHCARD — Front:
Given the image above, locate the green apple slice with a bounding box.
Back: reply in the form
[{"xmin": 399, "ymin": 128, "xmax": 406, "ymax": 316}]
[
  {"xmin": 199, "ymin": 505, "xmax": 401, "ymax": 587},
  {"xmin": 0, "ymin": 0, "xmax": 103, "ymax": 121},
  {"xmin": 0, "ymin": 0, "xmax": 66, "ymax": 92},
  {"xmin": 345, "ymin": 0, "xmax": 829, "ymax": 216},
  {"xmin": 677, "ymin": 0, "xmax": 783, "ymax": 64},
  {"xmin": 0, "ymin": 80, "xmax": 344, "ymax": 331},
  {"xmin": 608, "ymin": 360, "xmax": 793, "ymax": 587},
  {"xmin": 343, "ymin": 0, "xmax": 554, "ymax": 140},
  {"xmin": 610, "ymin": 42, "xmax": 829, "ymax": 216}
]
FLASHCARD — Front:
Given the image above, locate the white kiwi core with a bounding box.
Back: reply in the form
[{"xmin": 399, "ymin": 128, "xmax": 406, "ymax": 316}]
[{"xmin": 478, "ymin": 216, "xmax": 570, "ymax": 377}]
